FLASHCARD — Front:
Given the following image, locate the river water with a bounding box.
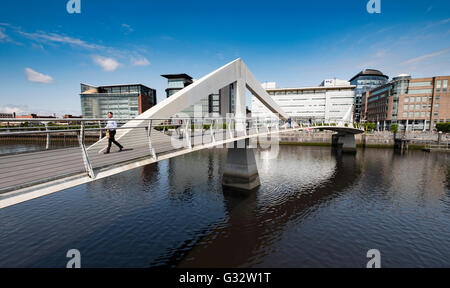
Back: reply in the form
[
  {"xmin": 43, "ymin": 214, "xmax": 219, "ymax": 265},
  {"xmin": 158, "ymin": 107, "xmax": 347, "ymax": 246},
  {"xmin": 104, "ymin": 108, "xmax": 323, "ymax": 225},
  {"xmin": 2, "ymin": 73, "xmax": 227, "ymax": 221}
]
[{"xmin": 0, "ymin": 145, "xmax": 449, "ymax": 267}]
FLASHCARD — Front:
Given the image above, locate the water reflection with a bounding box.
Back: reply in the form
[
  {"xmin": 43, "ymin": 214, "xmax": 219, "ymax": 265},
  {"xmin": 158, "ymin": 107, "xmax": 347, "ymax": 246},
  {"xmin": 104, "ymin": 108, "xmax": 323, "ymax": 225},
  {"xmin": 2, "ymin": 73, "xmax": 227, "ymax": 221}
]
[
  {"xmin": 0, "ymin": 145, "xmax": 448, "ymax": 267},
  {"xmin": 180, "ymin": 148, "xmax": 361, "ymax": 267}
]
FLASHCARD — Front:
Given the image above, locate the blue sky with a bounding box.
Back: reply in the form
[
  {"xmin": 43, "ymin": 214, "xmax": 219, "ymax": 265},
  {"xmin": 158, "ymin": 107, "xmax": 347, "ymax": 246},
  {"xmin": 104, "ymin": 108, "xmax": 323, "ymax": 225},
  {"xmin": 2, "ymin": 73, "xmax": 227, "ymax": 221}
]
[{"xmin": 0, "ymin": 0, "xmax": 449, "ymax": 116}]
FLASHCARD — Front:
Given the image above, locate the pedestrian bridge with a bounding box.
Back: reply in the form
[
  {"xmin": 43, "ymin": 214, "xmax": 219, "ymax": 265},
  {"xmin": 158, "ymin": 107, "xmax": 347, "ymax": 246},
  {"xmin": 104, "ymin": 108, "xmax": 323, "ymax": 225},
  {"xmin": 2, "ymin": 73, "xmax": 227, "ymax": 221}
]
[{"xmin": 0, "ymin": 58, "xmax": 362, "ymax": 208}]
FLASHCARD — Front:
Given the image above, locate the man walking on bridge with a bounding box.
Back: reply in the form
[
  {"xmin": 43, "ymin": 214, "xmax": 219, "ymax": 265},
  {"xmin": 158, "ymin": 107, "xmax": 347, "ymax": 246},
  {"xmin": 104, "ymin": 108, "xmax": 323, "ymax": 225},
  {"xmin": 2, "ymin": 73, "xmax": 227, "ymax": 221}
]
[{"xmin": 104, "ymin": 112, "xmax": 123, "ymax": 154}]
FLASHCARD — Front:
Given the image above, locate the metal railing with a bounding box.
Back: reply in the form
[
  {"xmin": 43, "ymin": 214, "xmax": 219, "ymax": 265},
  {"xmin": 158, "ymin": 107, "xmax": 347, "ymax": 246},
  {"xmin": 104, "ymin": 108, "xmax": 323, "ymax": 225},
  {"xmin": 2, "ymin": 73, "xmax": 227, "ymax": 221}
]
[
  {"xmin": 424, "ymin": 140, "xmax": 450, "ymax": 151},
  {"xmin": 0, "ymin": 116, "xmax": 362, "ymax": 193},
  {"xmin": 0, "ymin": 117, "xmax": 293, "ymax": 192}
]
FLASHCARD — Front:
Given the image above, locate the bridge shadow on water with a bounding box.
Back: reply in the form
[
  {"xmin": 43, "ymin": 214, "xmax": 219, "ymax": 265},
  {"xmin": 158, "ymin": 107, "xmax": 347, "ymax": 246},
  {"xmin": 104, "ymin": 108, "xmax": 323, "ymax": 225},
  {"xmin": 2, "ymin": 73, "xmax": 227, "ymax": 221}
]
[{"xmin": 176, "ymin": 147, "xmax": 362, "ymax": 268}]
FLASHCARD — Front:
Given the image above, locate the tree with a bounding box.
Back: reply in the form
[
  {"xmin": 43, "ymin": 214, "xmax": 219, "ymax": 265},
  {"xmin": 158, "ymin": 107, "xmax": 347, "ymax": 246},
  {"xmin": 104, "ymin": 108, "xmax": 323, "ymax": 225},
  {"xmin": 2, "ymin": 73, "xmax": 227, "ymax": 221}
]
[
  {"xmin": 390, "ymin": 124, "xmax": 399, "ymax": 139},
  {"xmin": 362, "ymin": 122, "xmax": 376, "ymax": 131},
  {"xmin": 436, "ymin": 122, "xmax": 450, "ymax": 133},
  {"xmin": 390, "ymin": 124, "xmax": 398, "ymax": 133}
]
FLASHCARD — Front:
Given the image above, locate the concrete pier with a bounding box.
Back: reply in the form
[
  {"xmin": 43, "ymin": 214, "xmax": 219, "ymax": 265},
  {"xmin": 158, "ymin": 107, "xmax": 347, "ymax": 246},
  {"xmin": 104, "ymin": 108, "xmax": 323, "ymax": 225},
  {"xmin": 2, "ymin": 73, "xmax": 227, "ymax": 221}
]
[
  {"xmin": 222, "ymin": 140, "xmax": 260, "ymax": 191},
  {"xmin": 394, "ymin": 138, "xmax": 409, "ymax": 154},
  {"xmin": 332, "ymin": 133, "xmax": 356, "ymax": 153}
]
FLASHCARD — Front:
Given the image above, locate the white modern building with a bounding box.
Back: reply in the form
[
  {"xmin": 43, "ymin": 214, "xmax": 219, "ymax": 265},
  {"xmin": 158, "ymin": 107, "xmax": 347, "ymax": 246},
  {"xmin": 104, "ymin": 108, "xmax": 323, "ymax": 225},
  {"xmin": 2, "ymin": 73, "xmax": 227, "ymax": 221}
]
[{"xmin": 252, "ymin": 79, "xmax": 355, "ymax": 122}]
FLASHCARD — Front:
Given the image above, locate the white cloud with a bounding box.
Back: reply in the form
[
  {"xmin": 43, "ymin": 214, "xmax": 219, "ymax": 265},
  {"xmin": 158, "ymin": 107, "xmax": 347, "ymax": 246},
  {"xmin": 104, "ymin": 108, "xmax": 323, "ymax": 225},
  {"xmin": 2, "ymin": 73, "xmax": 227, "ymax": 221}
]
[
  {"xmin": 3, "ymin": 25, "xmax": 151, "ymax": 68},
  {"xmin": 19, "ymin": 30, "xmax": 104, "ymax": 50},
  {"xmin": 131, "ymin": 57, "xmax": 150, "ymax": 66},
  {"xmin": 93, "ymin": 56, "xmax": 120, "ymax": 71},
  {"xmin": 24, "ymin": 68, "xmax": 54, "ymax": 83},
  {"xmin": 0, "ymin": 27, "xmax": 22, "ymax": 45},
  {"xmin": 0, "ymin": 105, "xmax": 27, "ymax": 115},
  {"xmin": 0, "ymin": 29, "xmax": 6, "ymax": 40},
  {"xmin": 0, "ymin": 104, "xmax": 81, "ymax": 117},
  {"xmin": 122, "ymin": 24, "xmax": 134, "ymax": 34},
  {"xmin": 402, "ymin": 47, "xmax": 450, "ymax": 65},
  {"xmin": 375, "ymin": 50, "xmax": 387, "ymax": 58}
]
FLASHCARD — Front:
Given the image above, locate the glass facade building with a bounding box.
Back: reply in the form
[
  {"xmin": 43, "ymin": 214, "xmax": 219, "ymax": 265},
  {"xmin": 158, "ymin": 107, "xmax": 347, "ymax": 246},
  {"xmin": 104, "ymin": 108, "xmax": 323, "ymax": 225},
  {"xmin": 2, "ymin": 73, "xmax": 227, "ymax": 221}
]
[
  {"xmin": 80, "ymin": 83, "xmax": 156, "ymax": 119},
  {"xmin": 361, "ymin": 74, "xmax": 450, "ymax": 131},
  {"xmin": 350, "ymin": 69, "xmax": 389, "ymax": 123},
  {"xmin": 161, "ymin": 74, "xmax": 194, "ymax": 98}
]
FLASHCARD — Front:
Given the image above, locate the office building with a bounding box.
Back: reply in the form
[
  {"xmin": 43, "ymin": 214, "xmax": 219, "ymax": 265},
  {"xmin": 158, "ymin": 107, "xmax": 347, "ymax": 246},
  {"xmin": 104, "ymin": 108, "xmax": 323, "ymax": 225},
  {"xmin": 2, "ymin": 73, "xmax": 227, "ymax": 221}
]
[
  {"xmin": 80, "ymin": 83, "xmax": 156, "ymax": 119},
  {"xmin": 0, "ymin": 112, "xmax": 15, "ymax": 119},
  {"xmin": 161, "ymin": 74, "xmax": 194, "ymax": 98},
  {"xmin": 252, "ymin": 79, "xmax": 355, "ymax": 122},
  {"xmin": 361, "ymin": 74, "xmax": 450, "ymax": 131},
  {"xmin": 350, "ymin": 69, "xmax": 389, "ymax": 122}
]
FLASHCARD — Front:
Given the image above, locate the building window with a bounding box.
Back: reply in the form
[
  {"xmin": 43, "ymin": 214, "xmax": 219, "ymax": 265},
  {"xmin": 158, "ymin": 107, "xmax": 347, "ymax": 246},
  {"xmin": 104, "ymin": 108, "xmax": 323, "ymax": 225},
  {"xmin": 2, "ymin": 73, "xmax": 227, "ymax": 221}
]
[
  {"xmin": 409, "ymin": 81, "xmax": 432, "ymax": 87},
  {"xmin": 422, "ymin": 96, "xmax": 427, "ymax": 102},
  {"xmin": 409, "ymin": 105, "xmax": 414, "ymax": 110},
  {"xmin": 404, "ymin": 97, "xmax": 409, "ymax": 102},
  {"xmin": 403, "ymin": 112, "xmax": 407, "ymax": 117},
  {"xmin": 404, "ymin": 104, "xmax": 408, "ymax": 110},
  {"xmin": 415, "ymin": 112, "xmax": 419, "ymax": 117},
  {"xmin": 436, "ymin": 80, "xmax": 441, "ymax": 92},
  {"xmin": 408, "ymin": 89, "xmax": 432, "ymax": 94},
  {"xmin": 421, "ymin": 112, "xmax": 425, "ymax": 117},
  {"xmin": 443, "ymin": 80, "xmax": 448, "ymax": 92},
  {"xmin": 415, "ymin": 104, "xmax": 420, "ymax": 110},
  {"xmin": 409, "ymin": 112, "xmax": 413, "ymax": 117}
]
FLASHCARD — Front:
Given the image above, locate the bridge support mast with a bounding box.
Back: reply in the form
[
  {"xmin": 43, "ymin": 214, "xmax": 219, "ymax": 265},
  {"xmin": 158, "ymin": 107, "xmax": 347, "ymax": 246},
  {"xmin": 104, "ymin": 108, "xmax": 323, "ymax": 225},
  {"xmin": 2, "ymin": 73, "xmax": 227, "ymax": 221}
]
[
  {"xmin": 222, "ymin": 139, "xmax": 260, "ymax": 191},
  {"xmin": 332, "ymin": 133, "xmax": 356, "ymax": 153}
]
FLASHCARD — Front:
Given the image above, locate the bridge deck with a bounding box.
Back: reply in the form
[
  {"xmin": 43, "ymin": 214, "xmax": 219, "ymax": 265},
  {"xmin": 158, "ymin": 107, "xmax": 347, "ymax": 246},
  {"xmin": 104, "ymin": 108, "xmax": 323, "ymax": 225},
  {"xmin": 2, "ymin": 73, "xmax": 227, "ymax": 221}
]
[
  {"xmin": 0, "ymin": 126, "xmax": 280, "ymax": 193},
  {"xmin": 0, "ymin": 125, "xmax": 363, "ymax": 209}
]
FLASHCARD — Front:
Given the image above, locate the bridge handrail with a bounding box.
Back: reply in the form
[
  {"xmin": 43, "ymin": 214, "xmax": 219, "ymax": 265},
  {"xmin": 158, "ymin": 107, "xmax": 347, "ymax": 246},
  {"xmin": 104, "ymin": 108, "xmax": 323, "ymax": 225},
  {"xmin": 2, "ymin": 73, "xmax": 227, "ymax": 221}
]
[
  {"xmin": 0, "ymin": 117, "xmax": 262, "ymax": 122},
  {"xmin": 0, "ymin": 118, "xmax": 281, "ymax": 135},
  {"xmin": 0, "ymin": 115, "xmax": 363, "ymax": 195}
]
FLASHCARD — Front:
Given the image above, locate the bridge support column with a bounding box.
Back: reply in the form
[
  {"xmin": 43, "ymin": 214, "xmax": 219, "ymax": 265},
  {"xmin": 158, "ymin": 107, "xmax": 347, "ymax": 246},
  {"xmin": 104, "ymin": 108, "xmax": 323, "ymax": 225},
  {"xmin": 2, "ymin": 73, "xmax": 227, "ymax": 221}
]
[
  {"xmin": 222, "ymin": 140, "xmax": 260, "ymax": 191},
  {"xmin": 332, "ymin": 133, "xmax": 356, "ymax": 153},
  {"xmin": 332, "ymin": 134, "xmax": 340, "ymax": 148}
]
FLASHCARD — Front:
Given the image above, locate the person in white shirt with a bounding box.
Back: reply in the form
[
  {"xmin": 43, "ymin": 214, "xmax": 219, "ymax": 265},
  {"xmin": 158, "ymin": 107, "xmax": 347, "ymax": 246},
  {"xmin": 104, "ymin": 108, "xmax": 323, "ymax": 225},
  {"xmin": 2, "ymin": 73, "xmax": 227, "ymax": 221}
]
[{"xmin": 104, "ymin": 112, "xmax": 123, "ymax": 154}]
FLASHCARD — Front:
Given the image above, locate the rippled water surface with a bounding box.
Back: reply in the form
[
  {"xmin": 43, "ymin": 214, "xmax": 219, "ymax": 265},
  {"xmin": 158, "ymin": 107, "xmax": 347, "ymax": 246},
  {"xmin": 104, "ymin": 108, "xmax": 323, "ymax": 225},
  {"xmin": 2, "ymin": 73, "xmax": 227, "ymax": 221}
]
[{"xmin": 0, "ymin": 146, "xmax": 449, "ymax": 267}]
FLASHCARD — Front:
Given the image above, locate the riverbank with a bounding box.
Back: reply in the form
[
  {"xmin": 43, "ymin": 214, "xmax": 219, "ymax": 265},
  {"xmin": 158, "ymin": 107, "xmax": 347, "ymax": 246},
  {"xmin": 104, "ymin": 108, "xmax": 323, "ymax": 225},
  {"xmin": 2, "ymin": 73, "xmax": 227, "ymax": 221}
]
[
  {"xmin": 279, "ymin": 142, "xmax": 430, "ymax": 150},
  {"xmin": 278, "ymin": 131, "xmax": 449, "ymax": 150}
]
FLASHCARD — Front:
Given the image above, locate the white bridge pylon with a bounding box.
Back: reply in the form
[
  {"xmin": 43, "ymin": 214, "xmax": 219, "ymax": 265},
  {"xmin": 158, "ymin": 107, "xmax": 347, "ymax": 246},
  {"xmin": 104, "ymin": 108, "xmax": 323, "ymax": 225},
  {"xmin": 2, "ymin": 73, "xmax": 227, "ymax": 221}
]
[
  {"xmin": 88, "ymin": 58, "xmax": 288, "ymax": 150},
  {"xmin": 138, "ymin": 58, "xmax": 288, "ymax": 121},
  {"xmin": 337, "ymin": 104, "xmax": 355, "ymax": 128}
]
